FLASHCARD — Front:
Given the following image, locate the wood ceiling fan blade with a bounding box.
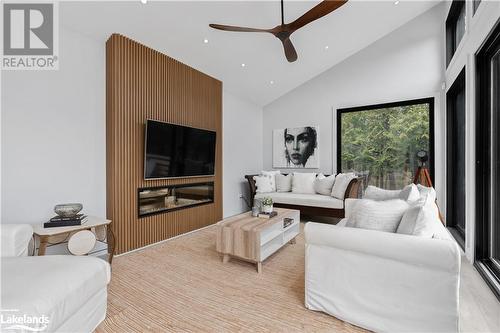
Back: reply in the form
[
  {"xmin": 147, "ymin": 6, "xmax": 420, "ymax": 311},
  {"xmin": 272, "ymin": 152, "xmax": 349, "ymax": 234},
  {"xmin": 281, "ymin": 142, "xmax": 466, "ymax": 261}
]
[
  {"xmin": 289, "ymin": 0, "xmax": 348, "ymax": 31},
  {"xmin": 281, "ymin": 38, "xmax": 298, "ymax": 62},
  {"xmin": 209, "ymin": 24, "xmax": 271, "ymax": 33}
]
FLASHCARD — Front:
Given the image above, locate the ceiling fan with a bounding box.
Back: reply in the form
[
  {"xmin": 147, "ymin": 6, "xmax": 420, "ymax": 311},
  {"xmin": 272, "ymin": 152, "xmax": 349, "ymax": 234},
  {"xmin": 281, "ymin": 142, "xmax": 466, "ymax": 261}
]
[{"xmin": 209, "ymin": 0, "xmax": 348, "ymax": 63}]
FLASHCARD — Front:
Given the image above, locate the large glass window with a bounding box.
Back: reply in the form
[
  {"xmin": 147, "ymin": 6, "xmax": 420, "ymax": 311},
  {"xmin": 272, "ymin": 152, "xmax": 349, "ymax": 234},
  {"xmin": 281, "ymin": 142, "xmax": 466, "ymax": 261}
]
[
  {"xmin": 476, "ymin": 21, "xmax": 500, "ymax": 300},
  {"xmin": 446, "ymin": 0, "xmax": 466, "ymax": 66},
  {"xmin": 337, "ymin": 98, "xmax": 434, "ymax": 190}
]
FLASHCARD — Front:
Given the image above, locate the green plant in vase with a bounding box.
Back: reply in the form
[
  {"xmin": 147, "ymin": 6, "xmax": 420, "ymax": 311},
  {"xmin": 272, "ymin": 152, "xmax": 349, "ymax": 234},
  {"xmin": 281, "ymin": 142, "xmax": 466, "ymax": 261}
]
[{"xmin": 261, "ymin": 197, "xmax": 274, "ymax": 213}]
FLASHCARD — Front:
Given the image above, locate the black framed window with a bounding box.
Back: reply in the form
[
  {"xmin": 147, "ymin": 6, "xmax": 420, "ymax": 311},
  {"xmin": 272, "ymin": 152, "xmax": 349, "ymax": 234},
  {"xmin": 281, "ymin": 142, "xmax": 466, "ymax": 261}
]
[
  {"xmin": 446, "ymin": 68, "xmax": 466, "ymax": 248},
  {"xmin": 476, "ymin": 20, "xmax": 500, "ymax": 301},
  {"xmin": 337, "ymin": 98, "xmax": 434, "ymax": 190},
  {"xmin": 446, "ymin": 0, "xmax": 466, "ymax": 66}
]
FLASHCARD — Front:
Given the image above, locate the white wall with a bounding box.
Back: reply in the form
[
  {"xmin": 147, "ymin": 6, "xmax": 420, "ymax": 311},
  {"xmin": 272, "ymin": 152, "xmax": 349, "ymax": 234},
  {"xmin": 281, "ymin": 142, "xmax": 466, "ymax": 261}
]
[
  {"xmin": 1, "ymin": 27, "xmax": 106, "ymax": 224},
  {"xmin": 1, "ymin": 26, "xmax": 263, "ymax": 225},
  {"xmin": 263, "ymin": 4, "xmax": 447, "ymax": 207},
  {"xmin": 444, "ymin": 1, "xmax": 500, "ymax": 261},
  {"xmin": 223, "ymin": 92, "xmax": 263, "ymax": 217}
]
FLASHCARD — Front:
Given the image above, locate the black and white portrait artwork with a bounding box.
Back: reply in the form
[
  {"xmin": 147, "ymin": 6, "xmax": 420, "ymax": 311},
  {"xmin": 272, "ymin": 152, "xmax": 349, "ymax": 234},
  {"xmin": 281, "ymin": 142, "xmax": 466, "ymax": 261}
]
[{"xmin": 273, "ymin": 126, "xmax": 319, "ymax": 168}]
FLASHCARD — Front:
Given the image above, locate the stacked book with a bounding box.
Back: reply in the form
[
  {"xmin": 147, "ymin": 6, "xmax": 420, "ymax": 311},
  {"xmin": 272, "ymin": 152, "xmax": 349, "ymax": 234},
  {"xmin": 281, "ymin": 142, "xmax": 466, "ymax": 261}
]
[
  {"xmin": 258, "ymin": 211, "xmax": 278, "ymax": 219},
  {"xmin": 44, "ymin": 214, "xmax": 88, "ymax": 228}
]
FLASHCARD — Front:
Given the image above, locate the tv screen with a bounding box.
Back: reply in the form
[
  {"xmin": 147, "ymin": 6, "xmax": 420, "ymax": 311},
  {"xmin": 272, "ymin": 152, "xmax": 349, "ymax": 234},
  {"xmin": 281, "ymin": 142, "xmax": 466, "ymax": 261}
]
[{"xmin": 144, "ymin": 120, "xmax": 216, "ymax": 179}]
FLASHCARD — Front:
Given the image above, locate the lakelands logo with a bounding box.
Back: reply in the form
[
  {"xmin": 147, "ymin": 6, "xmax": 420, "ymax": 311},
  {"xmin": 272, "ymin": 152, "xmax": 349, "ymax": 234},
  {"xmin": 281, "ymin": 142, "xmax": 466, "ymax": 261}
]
[
  {"xmin": 1, "ymin": 309, "xmax": 50, "ymax": 332},
  {"xmin": 2, "ymin": 2, "xmax": 59, "ymax": 70}
]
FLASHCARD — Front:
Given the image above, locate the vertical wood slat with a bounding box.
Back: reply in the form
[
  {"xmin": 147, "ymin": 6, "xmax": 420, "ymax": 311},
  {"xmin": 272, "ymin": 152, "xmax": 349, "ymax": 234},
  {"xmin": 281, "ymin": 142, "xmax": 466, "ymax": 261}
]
[{"xmin": 106, "ymin": 34, "xmax": 223, "ymax": 255}]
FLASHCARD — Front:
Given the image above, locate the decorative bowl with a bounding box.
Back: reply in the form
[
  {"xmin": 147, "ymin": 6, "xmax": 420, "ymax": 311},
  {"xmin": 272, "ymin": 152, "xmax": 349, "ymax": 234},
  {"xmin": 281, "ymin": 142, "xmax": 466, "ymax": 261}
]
[{"xmin": 54, "ymin": 203, "xmax": 83, "ymax": 217}]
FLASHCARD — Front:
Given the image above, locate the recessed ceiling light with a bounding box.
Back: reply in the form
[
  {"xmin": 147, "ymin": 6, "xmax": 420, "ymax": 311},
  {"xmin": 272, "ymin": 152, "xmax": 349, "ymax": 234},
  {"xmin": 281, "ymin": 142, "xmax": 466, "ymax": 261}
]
[
  {"xmin": 324, "ymin": 45, "xmax": 329, "ymax": 50},
  {"xmin": 241, "ymin": 63, "xmax": 246, "ymax": 67},
  {"xmin": 203, "ymin": 39, "xmax": 209, "ymax": 44},
  {"xmin": 141, "ymin": 0, "xmax": 147, "ymax": 4},
  {"xmin": 394, "ymin": 0, "xmax": 400, "ymax": 4},
  {"xmin": 270, "ymin": 80, "xmax": 274, "ymax": 85}
]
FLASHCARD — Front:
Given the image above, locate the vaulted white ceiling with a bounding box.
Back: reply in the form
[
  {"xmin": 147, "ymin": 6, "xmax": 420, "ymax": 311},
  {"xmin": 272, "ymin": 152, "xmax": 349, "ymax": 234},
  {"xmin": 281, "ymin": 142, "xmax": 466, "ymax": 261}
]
[{"xmin": 61, "ymin": 1, "xmax": 439, "ymax": 106}]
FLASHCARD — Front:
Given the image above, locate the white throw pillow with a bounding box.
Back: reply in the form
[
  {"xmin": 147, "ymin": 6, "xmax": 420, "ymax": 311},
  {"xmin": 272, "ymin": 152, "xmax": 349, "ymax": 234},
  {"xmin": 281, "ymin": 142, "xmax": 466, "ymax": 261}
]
[
  {"xmin": 417, "ymin": 184, "xmax": 437, "ymax": 202},
  {"xmin": 397, "ymin": 201, "xmax": 449, "ymax": 239},
  {"xmin": 331, "ymin": 173, "xmax": 356, "ymax": 200},
  {"xmin": 275, "ymin": 174, "xmax": 292, "ymax": 192},
  {"xmin": 253, "ymin": 175, "xmax": 273, "ymax": 193},
  {"xmin": 261, "ymin": 170, "xmax": 280, "ymax": 192},
  {"xmin": 397, "ymin": 204, "xmax": 435, "ymax": 237},
  {"xmin": 352, "ymin": 199, "xmax": 409, "ymax": 233},
  {"xmin": 292, "ymin": 172, "xmax": 317, "ymax": 194},
  {"xmin": 399, "ymin": 184, "xmax": 420, "ymax": 202},
  {"xmin": 314, "ymin": 173, "xmax": 336, "ymax": 196}
]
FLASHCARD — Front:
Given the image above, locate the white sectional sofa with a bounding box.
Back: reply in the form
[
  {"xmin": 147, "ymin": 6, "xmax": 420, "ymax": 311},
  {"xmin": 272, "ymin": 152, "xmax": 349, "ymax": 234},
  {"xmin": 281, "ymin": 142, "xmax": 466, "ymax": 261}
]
[
  {"xmin": 245, "ymin": 173, "xmax": 361, "ymax": 217},
  {"xmin": 304, "ymin": 195, "xmax": 461, "ymax": 332},
  {"xmin": 1, "ymin": 224, "xmax": 111, "ymax": 333}
]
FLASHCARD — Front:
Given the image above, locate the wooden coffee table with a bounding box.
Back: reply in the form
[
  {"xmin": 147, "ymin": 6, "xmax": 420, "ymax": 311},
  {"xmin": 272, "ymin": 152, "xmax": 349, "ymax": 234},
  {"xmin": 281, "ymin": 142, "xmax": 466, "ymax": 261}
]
[{"xmin": 215, "ymin": 208, "xmax": 300, "ymax": 273}]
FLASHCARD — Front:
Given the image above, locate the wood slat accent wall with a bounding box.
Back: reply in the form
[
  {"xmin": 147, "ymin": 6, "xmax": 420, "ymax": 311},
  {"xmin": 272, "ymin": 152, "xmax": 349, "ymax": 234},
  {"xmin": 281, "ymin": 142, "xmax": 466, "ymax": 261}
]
[{"xmin": 106, "ymin": 34, "xmax": 223, "ymax": 254}]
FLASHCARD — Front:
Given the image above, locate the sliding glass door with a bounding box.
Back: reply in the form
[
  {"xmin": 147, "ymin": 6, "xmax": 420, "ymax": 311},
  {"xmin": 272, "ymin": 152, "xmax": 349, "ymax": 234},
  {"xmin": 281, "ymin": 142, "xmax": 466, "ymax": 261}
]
[{"xmin": 476, "ymin": 22, "xmax": 500, "ymax": 299}]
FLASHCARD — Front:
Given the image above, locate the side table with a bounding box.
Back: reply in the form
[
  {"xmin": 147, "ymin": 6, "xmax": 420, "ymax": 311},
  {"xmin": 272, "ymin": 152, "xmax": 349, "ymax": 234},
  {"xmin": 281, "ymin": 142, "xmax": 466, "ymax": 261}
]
[{"xmin": 31, "ymin": 216, "xmax": 115, "ymax": 264}]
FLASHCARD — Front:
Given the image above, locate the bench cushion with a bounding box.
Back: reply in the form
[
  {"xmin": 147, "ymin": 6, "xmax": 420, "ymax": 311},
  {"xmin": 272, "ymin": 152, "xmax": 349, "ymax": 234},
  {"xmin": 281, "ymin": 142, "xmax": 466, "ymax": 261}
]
[{"xmin": 255, "ymin": 192, "xmax": 344, "ymax": 209}]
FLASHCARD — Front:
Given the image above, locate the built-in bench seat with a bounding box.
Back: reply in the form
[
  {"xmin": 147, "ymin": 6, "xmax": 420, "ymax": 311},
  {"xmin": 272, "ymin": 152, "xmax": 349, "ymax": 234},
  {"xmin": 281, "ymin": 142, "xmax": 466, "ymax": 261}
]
[{"xmin": 245, "ymin": 174, "xmax": 362, "ymax": 218}]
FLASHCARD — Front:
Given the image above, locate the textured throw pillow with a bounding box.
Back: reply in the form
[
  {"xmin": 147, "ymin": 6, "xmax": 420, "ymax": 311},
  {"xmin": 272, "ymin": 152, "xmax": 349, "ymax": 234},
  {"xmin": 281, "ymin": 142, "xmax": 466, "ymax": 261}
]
[
  {"xmin": 292, "ymin": 172, "xmax": 317, "ymax": 194},
  {"xmin": 261, "ymin": 170, "xmax": 281, "ymax": 192},
  {"xmin": 253, "ymin": 175, "xmax": 273, "ymax": 193},
  {"xmin": 331, "ymin": 173, "xmax": 356, "ymax": 200},
  {"xmin": 314, "ymin": 173, "xmax": 336, "ymax": 196},
  {"xmin": 364, "ymin": 186, "xmax": 400, "ymax": 201},
  {"xmin": 276, "ymin": 174, "xmax": 292, "ymax": 192},
  {"xmin": 352, "ymin": 199, "xmax": 409, "ymax": 233}
]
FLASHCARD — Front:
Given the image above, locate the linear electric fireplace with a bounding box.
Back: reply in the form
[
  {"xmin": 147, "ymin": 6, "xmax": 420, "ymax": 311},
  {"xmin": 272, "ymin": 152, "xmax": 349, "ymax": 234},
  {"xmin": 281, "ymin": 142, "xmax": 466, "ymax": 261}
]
[{"xmin": 138, "ymin": 182, "xmax": 214, "ymax": 217}]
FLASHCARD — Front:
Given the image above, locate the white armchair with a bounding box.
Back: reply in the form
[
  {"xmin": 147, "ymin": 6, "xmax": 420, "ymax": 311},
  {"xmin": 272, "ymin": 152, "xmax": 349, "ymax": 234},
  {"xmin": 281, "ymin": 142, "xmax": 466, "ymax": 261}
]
[
  {"xmin": 1, "ymin": 224, "xmax": 111, "ymax": 333},
  {"xmin": 304, "ymin": 203, "xmax": 461, "ymax": 332}
]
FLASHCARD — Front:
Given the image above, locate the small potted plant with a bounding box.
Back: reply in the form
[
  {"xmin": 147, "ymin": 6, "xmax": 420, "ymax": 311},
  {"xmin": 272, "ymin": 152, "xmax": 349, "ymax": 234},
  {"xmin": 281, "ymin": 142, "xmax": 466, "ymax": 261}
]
[{"xmin": 261, "ymin": 197, "xmax": 274, "ymax": 214}]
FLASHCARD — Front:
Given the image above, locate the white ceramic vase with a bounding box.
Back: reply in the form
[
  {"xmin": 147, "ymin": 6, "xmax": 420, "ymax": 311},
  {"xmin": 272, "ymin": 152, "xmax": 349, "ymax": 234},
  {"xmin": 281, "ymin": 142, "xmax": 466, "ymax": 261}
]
[{"xmin": 263, "ymin": 204, "xmax": 273, "ymax": 213}]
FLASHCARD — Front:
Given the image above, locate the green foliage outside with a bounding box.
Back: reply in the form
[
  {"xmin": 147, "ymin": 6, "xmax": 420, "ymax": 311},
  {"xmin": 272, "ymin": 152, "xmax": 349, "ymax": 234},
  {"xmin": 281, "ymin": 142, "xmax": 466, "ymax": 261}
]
[{"xmin": 341, "ymin": 103, "xmax": 430, "ymax": 190}]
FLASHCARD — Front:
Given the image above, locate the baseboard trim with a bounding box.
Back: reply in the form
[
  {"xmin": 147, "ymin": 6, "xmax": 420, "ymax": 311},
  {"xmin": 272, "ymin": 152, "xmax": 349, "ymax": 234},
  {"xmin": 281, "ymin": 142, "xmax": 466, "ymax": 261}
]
[{"xmin": 114, "ymin": 223, "xmax": 216, "ymax": 257}]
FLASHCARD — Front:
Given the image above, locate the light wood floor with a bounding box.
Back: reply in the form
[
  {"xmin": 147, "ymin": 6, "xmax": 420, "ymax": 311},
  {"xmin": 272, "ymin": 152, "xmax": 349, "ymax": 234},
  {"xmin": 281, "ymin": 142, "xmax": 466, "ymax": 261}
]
[{"xmin": 97, "ymin": 223, "xmax": 500, "ymax": 332}]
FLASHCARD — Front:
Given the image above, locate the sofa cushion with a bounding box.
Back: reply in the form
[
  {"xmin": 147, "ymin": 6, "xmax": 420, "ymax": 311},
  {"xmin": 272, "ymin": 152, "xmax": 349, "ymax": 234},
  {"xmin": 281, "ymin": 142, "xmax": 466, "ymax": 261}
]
[
  {"xmin": 255, "ymin": 192, "xmax": 343, "ymax": 209},
  {"xmin": 331, "ymin": 173, "xmax": 356, "ymax": 199},
  {"xmin": 351, "ymin": 199, "xmax": 409, "ymax": 233},
  {"xmin": 314, "ymin": 173, "xmax": 336, "ymax": 195},
  {"xmin": 0, "ymin": 224, "xmax": 33, "ymax": 257},
  {"xmin": 364, "ymin": 186, "xmax": 400, "ymax": 200},
  {"xmin": 253, "ymin": 175, "xmax": 274, "ymax": 193},
  {"xmin": 261, "ymin": 170, "xmax": 280, "ymax": 192},
  {"xmin": 1, "ymin": 255, "xmax": 110, "ymax": 332},
  {"xmin": 364, "ymin": 184, "xmax": 419, "ymax": 202},
  {"xmin": 292, "ymin": 172, "xmax": 317, "ymax": 194},
  {"xmin": 276, "ymin": 174, "xmax": 292, "ymax": 192}
]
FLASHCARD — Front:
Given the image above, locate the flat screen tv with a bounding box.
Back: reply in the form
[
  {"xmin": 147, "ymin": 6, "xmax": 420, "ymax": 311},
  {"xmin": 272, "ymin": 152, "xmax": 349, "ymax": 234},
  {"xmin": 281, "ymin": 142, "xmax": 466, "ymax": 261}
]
[{"xmin": 144, "ymin": 120, "xmax": 216, "ymax": 179}]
